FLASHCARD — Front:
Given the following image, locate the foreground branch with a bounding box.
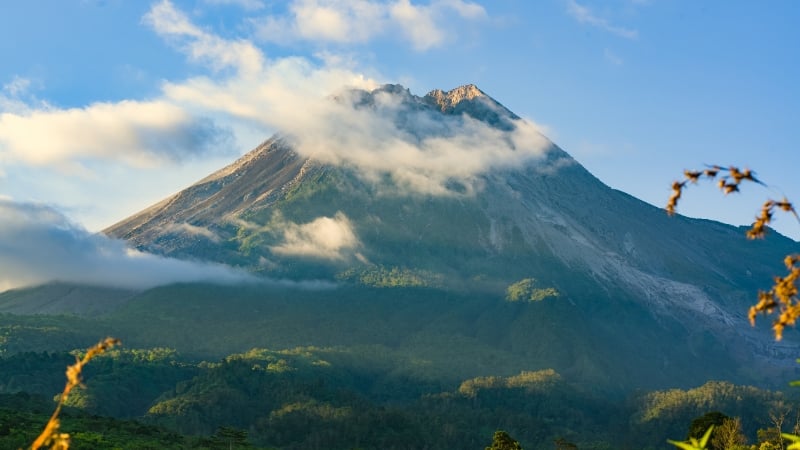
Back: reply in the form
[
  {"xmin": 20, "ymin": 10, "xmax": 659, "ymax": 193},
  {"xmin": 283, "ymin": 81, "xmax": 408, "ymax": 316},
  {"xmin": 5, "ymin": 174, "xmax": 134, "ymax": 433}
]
[
  {"xmin": 30, "ymin": 337, "xmax": 121, "ymax": 450},
  {"xmin": 666, "ymin": 166, "xmax": 800, "ymax": 340}
]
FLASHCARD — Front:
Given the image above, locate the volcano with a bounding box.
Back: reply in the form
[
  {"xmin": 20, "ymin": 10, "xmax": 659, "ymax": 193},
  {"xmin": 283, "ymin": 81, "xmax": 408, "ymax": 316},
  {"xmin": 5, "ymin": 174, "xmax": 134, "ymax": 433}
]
[{"xmin": 18, "ymin": 84, "xmax": 800, "ymax": 390}]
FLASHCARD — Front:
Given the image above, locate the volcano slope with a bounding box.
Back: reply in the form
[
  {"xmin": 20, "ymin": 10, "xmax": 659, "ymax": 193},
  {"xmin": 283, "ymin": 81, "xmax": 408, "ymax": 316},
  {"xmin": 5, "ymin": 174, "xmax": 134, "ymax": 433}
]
[{"xmin": 10, "ymin": 84, "xmax": 795, "ymax": 392}]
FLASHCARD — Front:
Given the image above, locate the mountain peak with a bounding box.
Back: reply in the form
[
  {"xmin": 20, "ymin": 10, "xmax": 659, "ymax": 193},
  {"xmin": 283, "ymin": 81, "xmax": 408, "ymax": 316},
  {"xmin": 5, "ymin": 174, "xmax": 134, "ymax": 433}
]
[
  {"xmin": 424, "ymin": 84, "xmax": 485, "ymax": 112},
  {"xmin": 421, "ymin": 84, "xmax": 520, "ymax": 129}
]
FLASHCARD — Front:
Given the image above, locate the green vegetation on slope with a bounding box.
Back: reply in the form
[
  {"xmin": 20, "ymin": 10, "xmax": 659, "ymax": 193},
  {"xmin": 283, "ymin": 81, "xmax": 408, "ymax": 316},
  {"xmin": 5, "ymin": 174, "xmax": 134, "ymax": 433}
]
[
  {"xmin": 0, "ymin": 321, "xmax": 796, "ymax": 450},
  {"xmin": 505, "ymin": 278, "xmax": 559, "ymax": 302},
  {"xmin": 337, "ymin": 265, "xmax": 444, "ymax": 288}
]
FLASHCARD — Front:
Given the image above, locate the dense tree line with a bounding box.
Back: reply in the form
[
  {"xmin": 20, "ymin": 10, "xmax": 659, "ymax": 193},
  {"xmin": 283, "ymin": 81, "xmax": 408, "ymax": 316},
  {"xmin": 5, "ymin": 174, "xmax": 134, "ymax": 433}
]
[{"xmin": 1, "ymin": 344, "xmax": 797, "ymax": 449}]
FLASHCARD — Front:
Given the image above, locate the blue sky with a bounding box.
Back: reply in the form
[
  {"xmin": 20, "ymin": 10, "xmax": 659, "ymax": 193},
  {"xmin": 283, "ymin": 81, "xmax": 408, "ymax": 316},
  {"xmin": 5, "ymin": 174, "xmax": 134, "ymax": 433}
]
[{"xmin": 1, "ymin": 0, "xmax": 798, "ymax": 241}]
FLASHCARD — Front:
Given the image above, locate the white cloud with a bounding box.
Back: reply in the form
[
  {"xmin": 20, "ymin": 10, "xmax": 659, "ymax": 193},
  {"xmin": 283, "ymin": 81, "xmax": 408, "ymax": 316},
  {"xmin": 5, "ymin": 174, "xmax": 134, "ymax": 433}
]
[
  {"xmin": 0, "ymin": 100, "xmax": 231, "ymax": 169},
  {"xmin": 566, "ymin": 0, "xmax": 638, "ymax": 39},
  {"xmin": 145, "ymin": 1, "xmax": 552, "ymax": 195},
  {"xmin": 163, "ymin": 222, "xmax": 222, "ymax": 243},
  {"xmin": 390, "ymin": 0, "xmax": 446, "ymax": 50},
  {"xmin": 285, "ymin": 96, "xmax": 552, "ymax": 194},
  {"xmin": 295, "ymin": 0, "xmax": 384, "ymax": 43},
  {"xmin": 270, "ymin": 212, "xmax": 360, "ymax": 260},
  {"xmin": 161, "ymin": 55, "xmax": 377, "ymax": 125},
  {"xmin": 0, "ymin": 199, "xmax": 254, "ymax": 292},
  {"xmin": 144, "ymin": 0, "xmax": 266, "ymax": 76},
  {"xmin": 253, "ymin": 0, "xmax": 386, "ymax": 45},
  {"xmin": 252, "ymin": 0, "xmax": 487, "ymax": 50}
]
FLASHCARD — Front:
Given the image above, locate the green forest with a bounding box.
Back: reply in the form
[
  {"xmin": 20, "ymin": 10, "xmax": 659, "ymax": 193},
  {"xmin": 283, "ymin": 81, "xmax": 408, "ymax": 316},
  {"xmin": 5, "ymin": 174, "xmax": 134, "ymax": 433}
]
[{"xmin": 1, "ymin": 315, "xmax": 798, "ymax": 450}]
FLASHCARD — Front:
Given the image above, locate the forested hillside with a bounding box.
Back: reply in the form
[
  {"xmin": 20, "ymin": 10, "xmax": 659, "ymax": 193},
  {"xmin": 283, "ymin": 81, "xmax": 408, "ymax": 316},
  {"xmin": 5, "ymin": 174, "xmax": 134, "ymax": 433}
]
[{"xmin": 1, "ymin": 316, "xmax": 796, "ymax": 450}]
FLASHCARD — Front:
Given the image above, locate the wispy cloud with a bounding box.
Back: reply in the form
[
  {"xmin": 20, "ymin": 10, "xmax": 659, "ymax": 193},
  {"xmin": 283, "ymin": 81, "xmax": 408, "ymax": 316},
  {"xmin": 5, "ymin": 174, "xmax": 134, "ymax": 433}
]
[
  {"xmin": 271, "ymin": 212, "xmax": 361, "ymax": 260},
  {"xmin": 252, "ymin": 0, "xmax": 487, "ymax": 51},
  {"xmin": 0, "ymin": 199, "xmax": 255, "ymax": 292},
  {"xmin": 566, "ymin": 0, "xmax": 638, "ymax": 39},
  {"xmin": 0, "ymin": 76, "xmax": 48, "ymax": 115},
  {"xmin": 144, "ymin": 0, "xmax": 267, "ymax": 76},
  {"xmin": 2, "ymin": 76, "xmax": 31, "ymax": 97},
  {"xmin": 0, "ymin": 100, "xmax": 232, "ymax": 170},
  {"xmin": 146, "ymin": 0, "xmax": 552, "ymax": 196},
  {"xmin": 163, "ymin": 222, "xmax": 222, "ymax": 243}
]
